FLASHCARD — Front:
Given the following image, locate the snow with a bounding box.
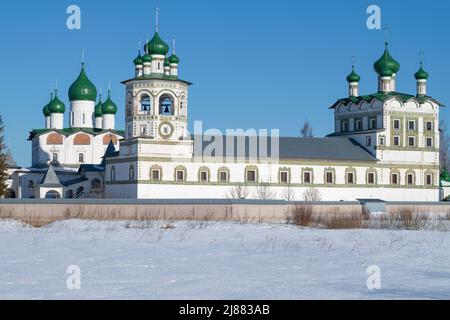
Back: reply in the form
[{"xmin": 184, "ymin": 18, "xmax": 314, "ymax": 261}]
[{"xmin": 0, "ymin": 219, "xmax": 450, "ymax": 299}]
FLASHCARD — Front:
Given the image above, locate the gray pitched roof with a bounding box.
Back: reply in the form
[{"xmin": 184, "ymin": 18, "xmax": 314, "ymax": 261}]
[
  {"xmin": 40, "ymin": 165, "xmax": 62, "ymax": 187},
  {"xmin": 192, "ymin": 136, "xmax": 376, "ymax": 162}
]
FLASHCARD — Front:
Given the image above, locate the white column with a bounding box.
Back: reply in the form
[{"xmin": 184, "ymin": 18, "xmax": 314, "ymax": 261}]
[
  {"xmin": 102, "ymin": 114, "xmax": 115, "ymax": 130},
  {"xmin": 136, "ymin": 65, "xmax": 143, "ymax": 77},
  {"xmin": 95, "ymin": 116, "xmax": 103, "ymax": 129},
  {"xmin": 143, "ymin": 62, "xmax": 151, "ymax": 75},
  {"xmin": 70, "ymin": 100, "xmax": 95, "ymax": 128},
  {"xmin": 417, "ymin": 79, "xmax": 427, "ymax": 96},
  {"xmin": 379, "ymin": 76, "xmax": 392, "ymax": 93},
  {"xmin": 50, "ymin": 113, "xmax": 64, "ymax": 129},
  {"xmin": 349, "ymin": 82, "xmax": 359, "ymax": 97},
  {"xmin": 151, "ymin": 55, "xmax": 165, "ymax": 74},
  {"xmin": 45, "ymin": 116, "xmax": 51, "ymax": 129},
  {"xmin": 170, "ymin": 64, "xmax": 178, "ymax": 77}
]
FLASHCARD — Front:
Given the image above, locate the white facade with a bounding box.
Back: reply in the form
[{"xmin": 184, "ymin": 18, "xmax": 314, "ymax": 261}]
[
  {"xmin": 70, "ymin": 100, "xmax": 95, "ymax": 128},
  {"xmin": 4, "ymin": 28, "xmax": 447, "ymax": 202}
]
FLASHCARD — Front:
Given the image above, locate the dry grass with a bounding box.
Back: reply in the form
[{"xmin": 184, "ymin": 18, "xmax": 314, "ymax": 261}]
[
  {"xmin": 290, "ymin": 204, "xmax": 314, "ymax": 227},
  {"xmin": 318, "ymin": 208, "xmax": 365, "ymax": 229}
]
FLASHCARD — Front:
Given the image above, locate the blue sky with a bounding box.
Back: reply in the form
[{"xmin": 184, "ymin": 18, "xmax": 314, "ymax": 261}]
[{"xmin": 1, "ymin": 0, "xmax": 450, "ymax": 166}]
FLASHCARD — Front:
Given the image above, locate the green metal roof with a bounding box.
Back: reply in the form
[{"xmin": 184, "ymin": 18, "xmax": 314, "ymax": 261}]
[
  {"xmin": 414, "ymin": 63, "xmax": 429, "ymax": 80},
  {"xmin": 101, "ymin": 91, "xmax": 118, "ymax": 115},
  {"xmin": 42, "ymin": 93, "xmax": 53, "ymax": 117},
  {"xmin": 330, "ymin": 92, "xmax": 446, "ymax": 109},
  {"xmin": 374, "ymin": 42, "xmax": 400, "ymax": 75},
  {"xmin": 48, "ymin": 90, "xmax": 66, "ymax": 114},
  {"xmin": 133, "ymin": 52, "xmax": 143, "ymax": 65},
  {"xmin": 122, "ymin": 73, "xmax": 192, "ymax": 85},
  {"xmin": 346, "ymin": 67, "xmax": 360, "ymax": 83},
  {"xmin": 169, "ymin": 54, "xmax": 179, "ymax": 64},
  {"xmin": 145, "ymin": 32, "xmax": 169, "ymax": 56},
  {"xmin": 441, "ymin": 169, "xmax": 450, "ymax": 183},
  {"xmin": 94, "ymin": 96, "xmax": 103, "ymax": 117},
  {"xmin": 68, "ymin": 64, "xmax": 97, "ymax": 101}
]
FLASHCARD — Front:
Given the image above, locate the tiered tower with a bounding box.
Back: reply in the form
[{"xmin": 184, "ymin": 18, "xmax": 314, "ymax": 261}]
[{"xmin": 124, "ymin": 16, "xmax": 190, "ymax": 141}]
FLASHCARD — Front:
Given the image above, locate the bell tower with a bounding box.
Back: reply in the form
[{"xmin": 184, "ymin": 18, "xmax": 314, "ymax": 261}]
[{"xmin": 123, "ymin": 13, "xmax": 190, "ymax": 142}]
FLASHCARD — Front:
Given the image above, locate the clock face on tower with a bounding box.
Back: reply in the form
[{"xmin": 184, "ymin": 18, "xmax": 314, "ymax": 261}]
[{"xmin": 158, "ymin": 121, "xmax": 174, "ymax": 139}]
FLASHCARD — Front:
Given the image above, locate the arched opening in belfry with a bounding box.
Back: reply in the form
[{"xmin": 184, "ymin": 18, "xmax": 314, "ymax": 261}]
[
  {"xmin": 159, "ymin": 94, "xmax": 174, "ymax": 115},
  {"xmin": 140, "ymin": 94, "xmax": 152, "ymax": 113}
]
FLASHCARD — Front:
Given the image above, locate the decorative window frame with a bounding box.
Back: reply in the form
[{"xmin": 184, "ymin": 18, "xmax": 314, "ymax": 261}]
[
  {"xmin": 301, "ymin": 168, "xmax": 314, "ymax": 185},
  {"xmin": 174, "ymin": 165, "xmax": 187, "ymax": 183},
  {"xmin": 244, "ymin": 165, "xmax": 259, "ymax": 184},
  {"xmin": 366, "ymin": 168, "xmax": 377, "ymax": 185},
  {"xmin": 390, "ymin": 169, "xmax": 401, "ymax": 185},
  {"xmin": 278, "ymin": 167, "xmax": 291, "ymax": 184},
  {"xmin": 198, "ymin": 166, "xmax": 211, "ymax": 183},
  {"xmin": 424, "ymin": 170, "xmax": 434, "ymax": 186},
  {"xmin": 150, "ymin": 165, "xmax": 162, "ymax": 182},
  {"xmin": 405, "ymin": 169, "xmax": 416, "ymax": 186},
  {"xmin": 324, "ymin": 167, "xmax": 336, "ymax": 185},
  {"xmin": 345, "ymin": 167, "xmax": 357, "ymax": 185},
  {"xmin": 217, "ymin": 166, "xmax": 230, "ymax": 183}
]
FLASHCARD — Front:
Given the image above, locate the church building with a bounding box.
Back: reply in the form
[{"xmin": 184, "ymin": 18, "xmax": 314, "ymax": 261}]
[{"xmin": 5, "ymin": 17, "xmax": 447, "ymax": 202}]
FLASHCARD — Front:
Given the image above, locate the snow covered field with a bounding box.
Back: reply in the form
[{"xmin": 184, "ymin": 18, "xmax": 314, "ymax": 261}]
[{"xmin": 0, "ymin": 219, "xmax": 450, "ymax": 300}]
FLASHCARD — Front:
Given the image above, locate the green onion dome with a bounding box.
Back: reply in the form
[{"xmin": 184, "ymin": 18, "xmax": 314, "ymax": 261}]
[
  {"xmin": 101, "ymin": 91, "xmax": 118, "ymax": 115},
  {"xmin": 142, "ymin": 53, "xmax": 152, "ymax": 63},
  {"xmin": 374, "ymin": 42, "xmax": 400, "ymax": 75},
  {"xmin": 346, "ymin": 67, "xmax": 360, "ymax": 83},
  {"xmin": 42, "ymin": 93, "xmax": 53, "ymax": 117},
  {"xmin": 94, "ymin": 95, "xmax": 103, "ymax": 117},
  {"xmin": 133, "ymin": 52, "xmax": 143, "ymax": 65},
  {"xmin": 379, "ymin": 67, "xmax": 394, "ymax": 77},
  {"xmin": 145, "ymin": 32, "xmax": 169, "ymax": 56},
  {"xmin": 68, "ymin": 64, "xmax": 97, "ymax": 102},
  {"xmin": 441, "ymin": 168, "xmax": 450, "ymax": 183},
  {"xmin": 414, "ymin": 63, "xmax": 429, "ymax": 80},
  {"xmin": 168, "ymin": 54, "xmax": 180, "ymax": 64},
  {"xmin": 164, "ymin": 57, "xmax": 170, "ymax": 67},
  {"xmin": 48, "ymin": 90, "xmax": 66, "ymax": 114},
  {"xmin": 43, "ymin": 105, "xmax": 50, "ymax": 117}
]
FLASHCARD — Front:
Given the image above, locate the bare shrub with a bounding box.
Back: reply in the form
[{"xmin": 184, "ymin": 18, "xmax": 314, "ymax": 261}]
[
  {"xmin": 228, "ymin": 184, "xmax": 249, "ymax": 199},
  {"xmin": 256, "ymin": 182, "xmax": 276, "ymax": 200},
  {"xmin": 282, "ymin": 185, "xmax": 296, "ymax": 202},
  {"xmin": 291, "ymin": 204, "xmax": 314, "ymax": 227},
  {"xmin": 302, "ymin": 187, "xmax": 322, "ymax": 202},
  {"xmin": 319, "ymin": 208, "xmax": 364, "ymax": 229},
  {"xmin": 390, "ymin": 207, "xmax": 429, "ymax": 230}
]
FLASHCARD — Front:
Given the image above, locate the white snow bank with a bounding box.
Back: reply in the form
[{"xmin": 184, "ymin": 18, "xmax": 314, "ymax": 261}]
[
  {"xmin": 0, "ymin": 219, "xmax": 31, "ymax": 230},
  {"xmin": 1, "ymin": 220, "xmax": 450, "ymax": 299}
]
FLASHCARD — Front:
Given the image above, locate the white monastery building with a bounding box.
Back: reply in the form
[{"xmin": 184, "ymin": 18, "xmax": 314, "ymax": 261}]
[{"xmin": 5, "ymin": 19, "xmax": 449, "ymax": 201}]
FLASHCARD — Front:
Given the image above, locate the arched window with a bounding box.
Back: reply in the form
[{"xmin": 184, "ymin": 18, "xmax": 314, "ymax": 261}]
[
  {"xmin": 91, "ymin": 179, "xmax": 101, "ymax": 190},
  {"xmin": 129, "ymin": 165, "xmax": 135, "ymax": 181},
  {"xmin": 140, "ymin": 94, "xmax": 151, "ymax": 113},
  {"xmin": 111, "ymin": 166, "xmax": 116, "ymax": 182},
  {"xmin": 45, "ymin": 190, "xmax": 61, "ymax": 199},
  {"xmin": 27, "ymin": 180, "xmax": 34, "ymax": 189},
  {"xmin": 66, "ymin": 190, "xmax": 74, "ymax": 199},
  {"xmin": 78, "ymin": 153, "xmax": 84, "ymax": 163},
  {"xmin": 76, "ymin": 187, "xmax": 84, "ymax": 197},
  {"xmin": 159, "ymin": 94, "xmax": 174, "ymax": 115},
  {"xmin": 73, "ymin": 133, "xmax": 91, "ymax": 145}
]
